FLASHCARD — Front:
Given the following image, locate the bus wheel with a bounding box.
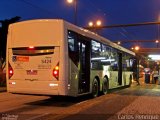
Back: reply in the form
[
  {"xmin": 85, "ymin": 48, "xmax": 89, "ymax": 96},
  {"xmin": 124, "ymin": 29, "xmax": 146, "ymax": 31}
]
[
  {"xmin": 102, "ymin": 77, "xmax": 109, "ymax": 95},
  {"xmin": 92, "ymin": 79, "xmax": 99, "ymax": 98}
]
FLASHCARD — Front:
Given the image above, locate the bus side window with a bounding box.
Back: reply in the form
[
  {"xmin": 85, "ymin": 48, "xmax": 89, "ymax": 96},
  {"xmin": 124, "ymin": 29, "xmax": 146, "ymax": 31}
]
[
  {"xmin": 101, "ymin": 44, "xmax": 112, "ymax": 67},
  {"xmin": 68, "ymin": 31, "xmax": 79, "ymax": 66},
  {"xmin": 91, "ymin": 40, "xmax": 103, "ymax": 70},
  {"xmin": 110, "ymin": 48, "xmax": 118, "ymax": 71},
  {"xmin": 122, "ymin": 53, "xmax": 131, "ymax": 71}
]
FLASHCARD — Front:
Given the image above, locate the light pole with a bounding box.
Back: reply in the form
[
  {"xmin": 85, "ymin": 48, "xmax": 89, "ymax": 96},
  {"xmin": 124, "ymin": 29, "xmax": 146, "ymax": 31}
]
[
  {"xmin": 158, "ymin": 15, "xmax": 160, "ymax": 48},
  {"xmin": 131, "ymin": 45, "xmax": 140, "ymax": 83},
  {"xmin": 134, "ymin": 46, "xmax": 140, "ymax": 83},
  {"xmin": 67, "ymin": 0, "xmax": 77, "ymax": 25}
]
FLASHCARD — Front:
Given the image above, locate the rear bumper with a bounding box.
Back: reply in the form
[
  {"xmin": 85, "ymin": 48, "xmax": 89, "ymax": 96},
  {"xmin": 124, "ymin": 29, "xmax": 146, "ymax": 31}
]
[
  {"xmin": 7, "ymin": 80, "xmax": 67, "ymax": 96},
  {"xmin": 7, "ymin": 88, "xmax": 59, "ymax": 96}
]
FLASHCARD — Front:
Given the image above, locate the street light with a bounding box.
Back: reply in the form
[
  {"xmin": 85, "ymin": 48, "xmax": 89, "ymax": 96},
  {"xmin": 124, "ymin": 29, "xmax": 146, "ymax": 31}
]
[
  {"xmin": 88, "ymin": 21, "xmax": 93, "ymax": 27},
  {"xmin": 96, "ymin": 20, "xmax": 102, "ymax": 26},
  {"xmin": 67, "ymin": 0, "xmax": 77, "ymax": 25},
  {"xmin": 131, "ymin": 46, "xmax": 140, "ymax": 51},
  {"xmin": 88, "ymin": 20, "xmax": 102, "ymax": 34},
  {"xmin": 155, "ymin": 40, "xmax": 159, "ymax": 48},
  {"xmin": 155, "ymin": 40, "xmax": 159, "ymax": 43},
  {"xmin": 117, "ymin": 41, "xmax": 121, "ymax": 45},
  {"xmin": 67, "ymin": 0, "xmax": 73, "ymax": 3},
  {"xmin": 135, "ymin": 46, "xmax": 140, "ymax": 51},
  {"xmin": 88, "ymin": 20, "xmax": 102, "ymax": 27}
]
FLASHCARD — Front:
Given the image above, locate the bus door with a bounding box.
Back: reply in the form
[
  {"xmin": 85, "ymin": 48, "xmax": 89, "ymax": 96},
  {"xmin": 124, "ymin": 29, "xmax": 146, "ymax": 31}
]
[
  {"xmin": 78, "ymin": 39, "xmax": 90, "ymax": 93},
  {"xmin": 118, "ymin": 52, "xmax": 122, "ymax": 85}
]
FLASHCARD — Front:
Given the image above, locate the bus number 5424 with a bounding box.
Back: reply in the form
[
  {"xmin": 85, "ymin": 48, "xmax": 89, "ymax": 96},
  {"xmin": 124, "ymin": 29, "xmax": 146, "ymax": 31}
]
[{"xmin": 41, "ymin": 59, "xmax": 51, "ymax": 64}]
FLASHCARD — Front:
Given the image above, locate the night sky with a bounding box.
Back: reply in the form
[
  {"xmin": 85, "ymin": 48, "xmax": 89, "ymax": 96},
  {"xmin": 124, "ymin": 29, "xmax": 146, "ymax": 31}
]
[{"xmin": 0, "ymin": 0, "xmax": 160, "ymax": 48}]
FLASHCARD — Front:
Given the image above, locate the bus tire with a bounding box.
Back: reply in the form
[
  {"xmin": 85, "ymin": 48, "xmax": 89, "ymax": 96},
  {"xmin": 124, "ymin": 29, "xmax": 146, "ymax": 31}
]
[
  {"xmin": 102, "ymin": 77, "xmax": 109, "ymax": 95},
  {"xmin": 92, "ymin": 78, "xmax": 99, "ymax": 98},
  {"xmin": 129, "ymin": 75, "xmax": 132, "ymax": 86}
]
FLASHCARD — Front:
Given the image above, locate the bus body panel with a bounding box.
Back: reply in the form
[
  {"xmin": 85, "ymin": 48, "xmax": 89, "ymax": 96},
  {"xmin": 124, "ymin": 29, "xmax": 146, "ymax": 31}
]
[
  {"xmin": 10, "ymin": 20, "xmax": 60, "ymax": 48},
  {"xmin": 64, "ymin": 21, "xmax": 134, "ymax": 96},
  {"xmin": 67, "ymin": 59, "xmax": 79, "ymax": 96},
  {"xmin": 6, "ymin": 19, "xmax": 135, "ymax": 97},
  {"xmin": 8, "ymin": 47, "xmax": 59, "ymax": 81},
  {"xmin": 7, "ymin": 80, "xmax": 59, "ymax": 95},
  {"xmin": 7, "ymin": 20, "xmax": 69, "ymax": 95}
]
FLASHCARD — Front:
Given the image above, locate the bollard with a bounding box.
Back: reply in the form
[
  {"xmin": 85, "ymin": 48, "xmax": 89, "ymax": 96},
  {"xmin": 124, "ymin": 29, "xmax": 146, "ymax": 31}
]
[{"xmin": 145, "ymin": 74, "xmax": 150, "ymax": 84}]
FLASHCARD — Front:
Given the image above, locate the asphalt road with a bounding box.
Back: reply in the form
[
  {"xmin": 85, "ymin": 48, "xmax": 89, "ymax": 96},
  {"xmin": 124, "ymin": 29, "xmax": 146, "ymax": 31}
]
[{"xmin": 1, "ymin": 81, "xmax": 160, "ymax": 120}]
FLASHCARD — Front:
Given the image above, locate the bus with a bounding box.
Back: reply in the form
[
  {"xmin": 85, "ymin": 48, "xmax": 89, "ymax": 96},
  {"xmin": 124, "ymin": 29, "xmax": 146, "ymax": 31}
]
[{"xmin": 6, "ymin": 19, "xmax": 135, "ymax": 97}]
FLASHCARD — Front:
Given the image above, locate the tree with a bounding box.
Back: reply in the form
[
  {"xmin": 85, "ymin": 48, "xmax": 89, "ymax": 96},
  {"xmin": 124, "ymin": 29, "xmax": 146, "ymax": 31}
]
[{"xmin": 0, "ymin": 16, "xmax": 21, "ymax": 69}]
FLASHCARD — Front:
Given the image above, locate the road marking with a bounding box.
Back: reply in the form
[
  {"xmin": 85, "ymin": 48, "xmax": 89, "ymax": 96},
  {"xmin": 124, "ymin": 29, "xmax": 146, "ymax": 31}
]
[
  {"xmin": 76, "ymin": 100, "xmax": 88, "ymax": 105},
  {"xmin": 25, "ymin": 113, "xmax": 50, "ymax": 120}
]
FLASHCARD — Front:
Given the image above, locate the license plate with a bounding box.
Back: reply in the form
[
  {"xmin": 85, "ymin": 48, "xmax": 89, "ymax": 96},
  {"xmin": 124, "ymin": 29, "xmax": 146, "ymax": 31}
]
[{"xmin": 26, "ymin": 70, "xmax": 38, "ymax": 75}]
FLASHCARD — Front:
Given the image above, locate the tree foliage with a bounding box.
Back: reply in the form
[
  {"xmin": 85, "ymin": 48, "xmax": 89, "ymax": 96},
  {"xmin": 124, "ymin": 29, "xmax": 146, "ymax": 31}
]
[{"xmin": 0, "ymin": 16, "xmax": 21, "ymax": 69}]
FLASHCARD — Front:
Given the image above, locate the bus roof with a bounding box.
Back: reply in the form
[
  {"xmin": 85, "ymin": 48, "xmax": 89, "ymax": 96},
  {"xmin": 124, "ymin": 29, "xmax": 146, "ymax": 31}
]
[
  {"xmin": 63, "ymin": 20, "xmax": 135, "ymax": 56},
  {"xmin": 10, "ymin": 19, "xmax": 135, "ymax": 56}
]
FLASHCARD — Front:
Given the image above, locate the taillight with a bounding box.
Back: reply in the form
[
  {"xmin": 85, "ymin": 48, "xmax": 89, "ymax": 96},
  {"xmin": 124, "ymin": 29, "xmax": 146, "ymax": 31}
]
[
  {"xmin": 8, "ymin": 63, "xmax": 14, "ymax": 79},
  {"xmin": 53, "ymin": 63, "xmax": 59, "ymax": 80},
  {"xmin": 28, "ymin": 46, "xmax": 35, "ymax": 50}
]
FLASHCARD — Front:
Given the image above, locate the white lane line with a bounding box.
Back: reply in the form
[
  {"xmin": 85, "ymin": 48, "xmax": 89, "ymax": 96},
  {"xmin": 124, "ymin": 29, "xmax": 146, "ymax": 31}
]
[{"xmin": 25, "ymin": 113, "xmax": 50, "ymax": 120}]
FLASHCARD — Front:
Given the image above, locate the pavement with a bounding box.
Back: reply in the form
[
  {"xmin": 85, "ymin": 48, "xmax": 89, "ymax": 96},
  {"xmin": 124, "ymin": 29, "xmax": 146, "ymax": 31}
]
[
  {"xmin": 132, "ymin": 75, "xmax": 155, "ymax": 86},
  {"xmin": 0, "ymin": 76, "xmax": 160, "ymax": 120}
]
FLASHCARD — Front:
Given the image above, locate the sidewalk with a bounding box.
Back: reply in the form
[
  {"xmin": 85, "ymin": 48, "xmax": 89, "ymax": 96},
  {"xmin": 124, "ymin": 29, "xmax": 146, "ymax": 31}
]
[{"xmin": 131, "ymin": 75, "xmax": 160, "ymax": 87}]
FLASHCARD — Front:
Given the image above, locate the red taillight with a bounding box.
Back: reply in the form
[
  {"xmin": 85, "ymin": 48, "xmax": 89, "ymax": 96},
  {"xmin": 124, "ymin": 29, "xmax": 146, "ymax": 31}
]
[
  {"xmin": 29, "ymin": 46, "xmax": 34, "ymax": 49},
  {"xmin": 8, "ymin": 63, "xmax": 14, "ymax": 79},
  {"xmin": 53, "ymin": 63, "xmax": 59, "ymax": 80}
]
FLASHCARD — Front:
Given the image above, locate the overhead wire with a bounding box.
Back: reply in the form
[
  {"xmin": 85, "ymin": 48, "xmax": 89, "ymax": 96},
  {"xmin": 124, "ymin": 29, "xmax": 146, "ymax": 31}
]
[
  {"xmin": 12, "ymin": 0, "xmax": 139, "ymax": 44},
  {"xmin": 15, "ymin": 0, "xmax": 59, "ymax": 18},
  {"xmin": 87, "ymin": 0, "xmax": 136, "ymax": 41}
]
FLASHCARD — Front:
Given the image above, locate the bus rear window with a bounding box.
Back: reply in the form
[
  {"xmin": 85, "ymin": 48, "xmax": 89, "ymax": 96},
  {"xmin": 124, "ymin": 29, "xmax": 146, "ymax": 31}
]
[{"xmin": 12, "ymin": 46, "xmax": 55, "ymax": 56}]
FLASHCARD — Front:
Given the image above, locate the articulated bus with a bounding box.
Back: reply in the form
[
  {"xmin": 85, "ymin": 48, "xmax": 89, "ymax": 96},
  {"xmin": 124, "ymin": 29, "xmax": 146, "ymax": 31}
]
[{"xmin": 6, "ymin": 19, "xmax": 135, "ymax": 97}]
